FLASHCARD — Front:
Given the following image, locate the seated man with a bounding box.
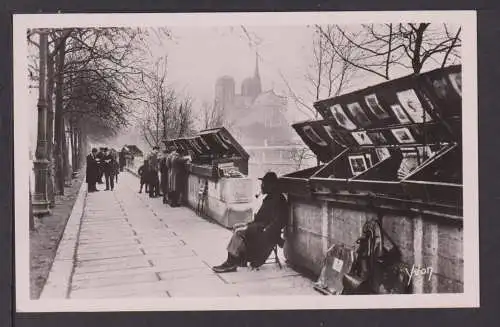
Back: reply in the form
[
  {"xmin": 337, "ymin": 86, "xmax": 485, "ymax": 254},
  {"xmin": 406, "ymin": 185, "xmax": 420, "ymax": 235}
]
[{"xmin": 212, "ymin": 172, "xmax": 288, "ymax": 273}]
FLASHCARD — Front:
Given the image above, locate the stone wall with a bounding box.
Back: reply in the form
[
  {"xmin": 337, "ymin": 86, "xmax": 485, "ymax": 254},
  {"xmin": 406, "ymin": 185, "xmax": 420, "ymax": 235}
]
[{"xmin": 284, "ymin": 194, "xmax": 463, "ymax": 293}]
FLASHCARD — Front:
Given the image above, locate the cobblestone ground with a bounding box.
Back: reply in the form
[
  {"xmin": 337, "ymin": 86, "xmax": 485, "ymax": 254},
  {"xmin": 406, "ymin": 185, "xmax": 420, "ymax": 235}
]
[{"xmin": 67, "ymin": 172, "xmax": 318, "ymax": 298}]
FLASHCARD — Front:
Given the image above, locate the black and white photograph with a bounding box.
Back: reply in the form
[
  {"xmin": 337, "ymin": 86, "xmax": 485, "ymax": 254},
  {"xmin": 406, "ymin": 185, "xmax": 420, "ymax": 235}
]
[
  {"xmin": 365, "ymin": 93, "xmax": 390, "ymax": 118},
  {"xmin": 13, "ymin": 11, "xmax": 478, "ymax": 312},
  {"xmin": 390, "ymin": 104, "xmax": 412, "ymax": 124},
  {"xmin": 391, "ymin": 127, "xmax": 417, "ymax": 144},
  {"xmin": 348, "ymin": 155, "xmax": 368, "ymax": 176},
  {"xmin": 303, "ymin": 125, "xmax": 328, "ymax": 146},
  {"xmin": 330, "ymin": 104, "xmax": 358, "ymax": 130},
  {"xmin": 351, "ymin": 130, "xmax": 373, "ymax": 145},
  {"xmin": 347, "ymin": 102, "xmax": 371, "ymax": 126},
  {"xmin": 397, "ymin": 89, "xmax": 433, "ymax": 123},
  {"xmin": 375, "ymin": 147, "xmax": 391, "ymax": 161},
  {"xmin": 449, "ymin": 72, "xmax": 462, "ymax": 96}
]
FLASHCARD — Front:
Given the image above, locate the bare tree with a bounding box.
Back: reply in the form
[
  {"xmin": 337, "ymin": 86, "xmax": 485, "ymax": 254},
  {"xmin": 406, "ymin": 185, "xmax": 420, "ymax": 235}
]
[
  {"xmin": 316, "ymin": 23, "xmax": 461, "ymax": 81},
  {"xmin": 200, "ymin": 100, "xmax": 224, "ymax": 129}
]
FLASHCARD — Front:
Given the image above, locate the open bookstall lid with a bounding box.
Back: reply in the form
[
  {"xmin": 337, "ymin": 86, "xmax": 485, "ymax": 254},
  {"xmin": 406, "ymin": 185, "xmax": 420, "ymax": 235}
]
[
  {"xmin": 164, "ymin": 127, "xmax": 249, "ymax": 161},
  {"xmin": 312, "ymin": 65, "xmax": 462, "ymax": 150},
  {"xmin": 291, "ymin": 120, "xmax": 347, "ymax": 164}
]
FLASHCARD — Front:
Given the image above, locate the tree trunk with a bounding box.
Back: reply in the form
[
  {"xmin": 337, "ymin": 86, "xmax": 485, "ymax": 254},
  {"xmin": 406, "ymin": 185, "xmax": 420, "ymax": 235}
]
[{"xmin": 54, "ymin": 35, "xmax": 67, "ymax": 195}]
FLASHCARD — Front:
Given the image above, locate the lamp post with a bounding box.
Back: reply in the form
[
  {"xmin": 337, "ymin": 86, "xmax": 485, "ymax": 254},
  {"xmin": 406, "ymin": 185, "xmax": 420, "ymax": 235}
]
[{"xmin": 32, "ymin": 30, "xmax": 50, "ymax": 216}]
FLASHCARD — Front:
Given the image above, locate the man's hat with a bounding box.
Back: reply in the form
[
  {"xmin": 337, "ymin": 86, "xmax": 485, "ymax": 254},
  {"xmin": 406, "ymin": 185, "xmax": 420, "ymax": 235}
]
[
  {"xmin": 103, "ymin": 147, "xmax": 108, "ymax": 151},
  {"xmin": 258, "ymin": 171, "xmax": 278, "ymax": 183},
  {"xmin": 91, "ymin": 148, "xmax": 98, "ymax": 153}
]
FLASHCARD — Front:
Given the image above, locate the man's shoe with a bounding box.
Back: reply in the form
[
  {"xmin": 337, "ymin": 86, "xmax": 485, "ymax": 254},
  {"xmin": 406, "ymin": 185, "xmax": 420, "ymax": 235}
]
[{"xmin": 212, "ymin": 263, "xmax": 237, "ymax": 273}]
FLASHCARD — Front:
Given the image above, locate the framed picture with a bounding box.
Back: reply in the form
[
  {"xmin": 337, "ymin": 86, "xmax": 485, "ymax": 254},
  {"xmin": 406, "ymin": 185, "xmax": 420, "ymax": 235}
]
[
  {"xmin": 197, "ymin": 137, "xmax": 210, "ymax": 151},
  {"xmin": 449, "ymin": 72, "xmax": 462, "ymax": 96},
  {"xmin": 348, "ymin": 154, "xmax": 368, "ymax": 176},
  {"xmin": 351, "ymin": 130, "xmax": 373, "ymax": 145},
  {"xmin": 189, "ymin": 139, "xmax": 203, "ymax": 154},
  {"xmin": 397, "ymin": 147, "xmax": 420, "ymax": 179},
  {"xmin": 323, "ymin": 125, "xmax": 343, "ymax": 145},
  {"xmin": 303, "ymin": 125, "xmax": 328, "ymax": 146},
  {"xmin": 347, "ymin": 102, "xmax": 371, "ymax": 126},
  {"xmin": 375, "ymin": 147, "xmax": 391, "ymax": 161},
  {"xmin": 365, "ymin": 94, "xmax": 389, "ymax": 118},
  {"xmin": 214, "ymin": 133, "xmax": 230, "ymax": 150},
  {"xmin": 432, "ymin": 77, "xmax": 449, "ymax": 100},
  {"xmin": 367, "ymin": 131, "xmax": 388, "ymax": 145},
  {"xmin": 391, "ymin": 127, "xmax": 416, "ymax": 144},
  {"xmin": 364, "ymin": 153, "xmax": 373, "ymax": 168},
  {"xmin": 396, "ymin": 89, "xmax": 433, "ymax": 123},
  {"xmin": 329, "ymin": 104, "xmax": 357, "ymax": 130},
  {"xmin": 390, "ymin": 104, "xmax": 412, "ymax": 124}
]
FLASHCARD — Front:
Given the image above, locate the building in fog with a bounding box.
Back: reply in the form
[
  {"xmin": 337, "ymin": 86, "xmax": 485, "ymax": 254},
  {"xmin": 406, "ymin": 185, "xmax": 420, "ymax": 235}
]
[
  {"xmin": 214, "ymin": 55, "xmax": 315, "ymax": 178},
  {"xmin": 214, "ymin": 54, "xmax": 295, "ymax": 147}
]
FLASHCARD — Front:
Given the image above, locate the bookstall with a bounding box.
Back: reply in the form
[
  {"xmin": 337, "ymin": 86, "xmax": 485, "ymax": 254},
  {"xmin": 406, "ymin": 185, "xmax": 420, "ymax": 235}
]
[
  {"xmin": 166, "ymin": 127, "xmax": 254, "ymax": 228},
  {"xmin": 280, "ymin": 65, "xmax": 464, "ymax": 293}
]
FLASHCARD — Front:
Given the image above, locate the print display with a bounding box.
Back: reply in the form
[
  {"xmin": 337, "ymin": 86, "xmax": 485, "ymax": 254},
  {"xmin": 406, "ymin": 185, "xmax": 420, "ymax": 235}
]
[
  {"xmin": 397, "ymin": 89, "xmax": 433, "ymax": 123},
  {"xmin": 390, "ymin": 104, "xmax": 412, "ymax": 124},
  {"xmin": 347, "ymin": 102, "xmax": 371, "ymax": 126},
  {"xmin": 375, "ymin": 147, "xmax": 391, "ymax": 161},
  {"xmin": 351, "ymin": 131, "xmax": 373, "ymax": 145},
  {"xmin": 365, "ymin": 94, "xmax": 390, "ymax": 118},
  {"xmin": 449, "ymin": 72, "xmax": 462, "ymax": 96},
  {"xmin": 330, "ymin": 104, "xmax": 357, "ymax": 130},
  {"xmin": 391, "ymin": 127, "xmax": 416, "ymax": 144},
  {"xmin": 303, "ymin": 125, "xmax": 328, "ymax": 146},
  {"xmin": 348, "ymin": 154, "xmax": 368, "ymax": 176}
]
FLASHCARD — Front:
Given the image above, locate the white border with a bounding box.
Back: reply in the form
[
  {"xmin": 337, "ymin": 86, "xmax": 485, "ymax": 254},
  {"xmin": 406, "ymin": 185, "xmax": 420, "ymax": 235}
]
[{"xmin": 14, "ymin": 11, "xmax": 479, "ymax": 312}]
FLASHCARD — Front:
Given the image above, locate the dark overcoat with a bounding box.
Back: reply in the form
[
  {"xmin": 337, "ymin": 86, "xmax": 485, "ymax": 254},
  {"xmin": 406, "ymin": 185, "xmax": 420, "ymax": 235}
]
[
  {"xmin": 86, "ymin": 154, "xmax": 99, "ymax": 184},
  {"xmin": 241, "ymin": 193, "xmax": 288, "ymax": 267}
]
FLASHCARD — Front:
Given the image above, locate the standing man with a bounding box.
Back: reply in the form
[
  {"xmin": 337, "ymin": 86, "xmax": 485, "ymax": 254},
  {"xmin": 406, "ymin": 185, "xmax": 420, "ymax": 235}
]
[
  {"xmin": 171, "ymin": 149, "xmax": 190, "ymax": 207},
  {"xmin": 167, "ymin": 146, "xmax": 179, "ymax": 205},
  {"xmin": 160, "ymin": 148, "xmax": 171, "ymax": 204},
  {"xmin": 119, "ymin": 147, "xmax": 127, "ymax": 172},
  {"xmin": 147, "ymin": 146, "xmax": 160, "ymax": 198},
  {"xmin": 96, "ymin": 147, "xmax": 105, "ymax": 184},
  {"xmin": 212, "ymin": 172, "xmax": 288, "ymax": 273},
  {"xmin": 86, "ymin": 148, "xmax": 100, "ymax": 192},
  {"xmin": 102, "ymin": 147, "xmax": 115, "ymax": 191}
]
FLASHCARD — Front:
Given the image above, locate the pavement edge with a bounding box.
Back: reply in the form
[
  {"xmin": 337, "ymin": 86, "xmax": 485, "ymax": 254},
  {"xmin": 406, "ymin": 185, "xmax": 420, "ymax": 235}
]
[{"xmin": 39, "ymin": 178, "xmax": 87, "ymax": 299}]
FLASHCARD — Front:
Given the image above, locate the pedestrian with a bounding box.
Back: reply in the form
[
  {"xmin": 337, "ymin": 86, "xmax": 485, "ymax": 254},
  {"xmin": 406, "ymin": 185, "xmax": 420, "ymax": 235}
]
[
  {"xmin": 138, "ymin": 159, "xmax": 150, "ymax": 193},
  {"xmin": 96, "ymin": 147, "xmax": 105, "ymax": 184},
  {"xmin": 160, "ymin": 148, "xmax": 171, "ymax": 204},
  {"xmin": 111, "ymin": 149, "xmax": 120, "ymax": 184},
  {"xmin": 119, "ymin": 147, "xmax": 127, "ymax": 172},
  {"xmin": 167, "ymin": 147, "xmax": 179, "ymax": 205},
  {"xmin": 86, "ymin": 148, "xmax": 100, "ymax": 192},
  {"xmin": 147, "ymin": 146, "xmax": 161, "ymax": 198},
  {"xmin": 102, "ymin": 147, "xmax": 115, "ymax": 191},
  {"xmin": 171, "ymin": 148, "xmax": 190, "ymax": 207},
  {"xmin": 212, "ymin": 172, "xmax": 288, "ymax": 273}
]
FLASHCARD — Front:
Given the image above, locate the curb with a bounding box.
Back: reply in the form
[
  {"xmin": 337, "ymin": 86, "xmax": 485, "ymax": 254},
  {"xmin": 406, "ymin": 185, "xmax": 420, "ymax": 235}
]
[{"xmin": 39, "ymin": 177, "xmax": 87, "ymax": 299}]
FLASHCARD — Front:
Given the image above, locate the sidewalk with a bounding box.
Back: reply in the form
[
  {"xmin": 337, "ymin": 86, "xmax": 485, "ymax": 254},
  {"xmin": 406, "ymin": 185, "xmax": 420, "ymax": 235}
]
[{"xmin": 45, "ymin": 172, "xmax": 318, "ymax": 299}]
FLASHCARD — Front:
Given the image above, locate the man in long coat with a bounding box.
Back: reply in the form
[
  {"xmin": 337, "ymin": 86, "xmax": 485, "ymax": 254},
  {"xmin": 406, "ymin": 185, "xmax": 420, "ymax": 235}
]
[
  {"xmin": 86, "ymin": 148, "xmax": 100, "ymax": 192},
  {"xmin": 160, "ymin": 148, "xmax": 170, "ymax": 204},
  {"xmin": 212, "ymin": 172, "xmax": 288, "ymax": 273}
]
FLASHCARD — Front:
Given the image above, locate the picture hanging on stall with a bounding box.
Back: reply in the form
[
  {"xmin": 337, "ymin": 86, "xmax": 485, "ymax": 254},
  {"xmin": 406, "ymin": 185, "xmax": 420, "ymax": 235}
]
[
  {"xmin": 347, "ymin": 102, "xmax": 371, "ymax": 126},
  {"xmin": 364, "ymin": 153, "xmax": 373, "ymax": 168},
  {"xmin": 197, "ymin": 137, "xmax": 210, "ymax": 151},
  {"xmin": 330, "ymin": 104, "xmax": 357, "ymax": 130},
  {"xmin": 390, "ymin": 104, "xmax": 412, "ymax": 124},
  {"xmin": 397, "ymin": 148, "xmax": 421, "ymax": 179},
  {"xmin": 375, "ymin": 147, "xmax": 391, "ymax": 161},
  {"xmin": 302, "ymin": 125, "xmax": 329, "ymax": 146},
  {"xmin": 323, "ymin": 125, "xmax": 339, "ymax": 143},
  {"xmin": 391, "ymin": 127, "xmax": 416, "ymax": 144},
  {"xmin": 214, "ymin": 133, "xmax": 230, "ymax": 150},
  {"xmin": 432, "ymin": 77, "xmax": 449, "ymax": 100},
  {"xmin": 365, "ymin": 94, "xmax": 390, "ymax": 119},
  {"xmin": 348, "ymin": 155, "xmax": 368, "ymax": 176},
  {"xmin": 449, "ymin": 72, "xmax": 462, "ymax": 96},
  {"xmin": 397, "ymin": 89, "xmax": 433, "ymax": 123},
  {"xmin": 351, "ymin": 130, "xmax": 373, "ymax": 145},
  {"xmin": 189, "ymin": 139, "xmax": 203, "ymax": 154},
  {"xmin": 367, "ymin": 131, "xmax": 389, "ymax": 145}
]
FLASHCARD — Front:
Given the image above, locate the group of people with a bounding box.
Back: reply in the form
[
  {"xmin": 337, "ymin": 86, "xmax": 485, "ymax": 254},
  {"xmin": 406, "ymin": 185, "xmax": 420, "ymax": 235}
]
[
  {"xmin": 138, "ymin": 146, "xmax": 190, "ymax": 207},
  {"xmin": 86, "ymin": 147, "xmax": 120, "ymax": 192}
]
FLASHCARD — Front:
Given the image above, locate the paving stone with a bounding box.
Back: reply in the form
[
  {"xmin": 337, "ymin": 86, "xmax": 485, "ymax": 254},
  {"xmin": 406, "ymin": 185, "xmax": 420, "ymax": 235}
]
[{"xmin": 72, "ymin": 271, "xmax": 159, "ymax": 290}]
